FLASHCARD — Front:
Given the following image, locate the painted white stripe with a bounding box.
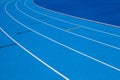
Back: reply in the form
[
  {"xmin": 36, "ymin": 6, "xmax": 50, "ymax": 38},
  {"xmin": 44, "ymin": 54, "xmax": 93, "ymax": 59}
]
[
  {"xmin": 32, "ymin": 0, "xmax": 120, "ymax": 28},
  {"xmin": 5, "ymin": 0, "xmax": 120, "ymax": 72},
  {"xmin": 0, "ymin": 26, "xmax": 69, "ymax": 80},
  {"xmin": 15, "ymin": 1, "xmax": 120, "ymax": 51},
  {"xmin": 25, "ymin": 0, "xmax": 120, "ymax": 38}
]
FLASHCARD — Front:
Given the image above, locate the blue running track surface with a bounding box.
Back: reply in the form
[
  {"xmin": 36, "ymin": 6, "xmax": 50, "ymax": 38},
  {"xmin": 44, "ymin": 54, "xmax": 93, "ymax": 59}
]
[{"xmin": 0, "ymin": 0, "xmax": 120, "ymax": 80}]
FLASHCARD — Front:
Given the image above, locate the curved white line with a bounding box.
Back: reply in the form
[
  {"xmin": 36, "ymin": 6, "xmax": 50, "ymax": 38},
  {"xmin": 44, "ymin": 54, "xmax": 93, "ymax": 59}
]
[
  {"xmin": 15, "ymin": 1, "xmax": 120, "ymax": 51},
  {"xmin": 5, "ymin": 0, "xmax": 120, "ymax": 72},
  {"xmin": 0, "ymin": 27, "xmax": 69, "ymax": 80},
  {"xmin": 25, "ymin": 0, "xmax": 120, "ymax": 38},
  {"xmin": 32, "ymin": 0, "xmax": 120, "ymax": 28}
]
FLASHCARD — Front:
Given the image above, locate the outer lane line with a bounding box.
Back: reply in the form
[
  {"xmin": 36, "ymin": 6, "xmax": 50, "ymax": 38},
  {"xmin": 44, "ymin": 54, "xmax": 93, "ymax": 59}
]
[
  {"xmin": 25, "ymin": 0, "xmax": 120, "ymax": 38},
  {"xmin": 32, "ymin": 0, "xmax": 120, "ymax": 28},
  {"xmin": 15, "ymin": 1, "xmax": 120, "ymax": 51},
  {"xmin": 5, "ymin": 0, "xmax": 120, "ymax": 72}
]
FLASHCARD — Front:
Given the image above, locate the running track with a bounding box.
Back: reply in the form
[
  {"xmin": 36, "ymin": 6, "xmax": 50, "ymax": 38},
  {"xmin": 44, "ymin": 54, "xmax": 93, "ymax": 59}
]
[{"xmin": 0, "ymin": 0, "xmax": 120, "ymax": 80}]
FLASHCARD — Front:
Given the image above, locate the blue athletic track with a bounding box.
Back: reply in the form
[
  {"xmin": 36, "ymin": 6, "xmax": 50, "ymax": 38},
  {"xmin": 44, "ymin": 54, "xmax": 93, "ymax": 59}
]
[{"xmin": 0, "ymin": 0, "xmax": 120, "ymax": 80}]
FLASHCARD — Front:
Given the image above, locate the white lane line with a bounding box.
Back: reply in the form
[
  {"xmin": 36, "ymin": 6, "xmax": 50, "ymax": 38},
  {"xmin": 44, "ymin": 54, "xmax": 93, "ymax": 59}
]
[
  {"xmin": 32, "ymin": 0, "xmax": 120, "ymax": 29},
  {"xmin": 5, "ymin": 0, "xmax": 120, "ymax": 72},
  {"xmin": 15, "ymin": 1, "xmax": 120, "ymax": 51},
  {"xmin": 25, "ymin": 0, "xmax": 120, "ymax": 38},
  {"xmin": 0, "ymin": 27, "xmax": 69, "ymax": 80}
]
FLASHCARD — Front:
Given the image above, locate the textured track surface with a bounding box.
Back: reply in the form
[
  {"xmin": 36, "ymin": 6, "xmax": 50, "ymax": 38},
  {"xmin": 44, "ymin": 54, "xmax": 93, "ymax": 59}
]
[{"xmin": 0, "ymin": 0, "xmax": 120, "ymax": 80}]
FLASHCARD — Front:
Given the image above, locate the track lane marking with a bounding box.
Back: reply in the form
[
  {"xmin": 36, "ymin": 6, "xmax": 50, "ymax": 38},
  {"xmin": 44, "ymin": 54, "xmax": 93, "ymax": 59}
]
[{"xmin": 4, "ymin": 0, "xmax": 120, "ymax": 72}]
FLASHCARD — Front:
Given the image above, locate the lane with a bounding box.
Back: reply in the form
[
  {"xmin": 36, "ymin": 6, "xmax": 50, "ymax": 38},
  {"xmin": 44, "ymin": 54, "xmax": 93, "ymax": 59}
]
[
  {"xmin": 0, "ymin": 30, "xmax": 64, "ymax": 80},
  {"xmin": 26, "ymin": 0, "xmax": 120, "ymax": 35},
  {"xmin": 69, "ymin": 28, "xmax": 120, "ymax": 48},
  {"xmin": 5, "ymin": 0, "xmax": 119, "ymax": 70}
]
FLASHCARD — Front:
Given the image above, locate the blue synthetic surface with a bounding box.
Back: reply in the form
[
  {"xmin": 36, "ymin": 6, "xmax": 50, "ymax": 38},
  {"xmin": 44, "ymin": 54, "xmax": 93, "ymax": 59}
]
[
  {"xmin": 34, "ymin": 0, "xmax": 120, "ymax": 26},
  {"xmin": 0, "ymin": 0, "xmax": 120, "ymax": 80}
]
